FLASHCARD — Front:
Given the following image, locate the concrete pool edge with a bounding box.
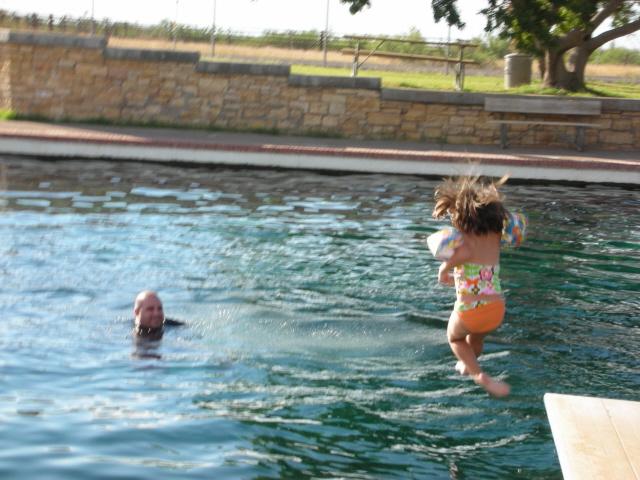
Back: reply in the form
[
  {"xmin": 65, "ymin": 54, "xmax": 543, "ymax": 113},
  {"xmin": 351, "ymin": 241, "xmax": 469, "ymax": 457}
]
[{"xmin": 0, "ymin": 121, "xmax": 638, "ymax": 185}]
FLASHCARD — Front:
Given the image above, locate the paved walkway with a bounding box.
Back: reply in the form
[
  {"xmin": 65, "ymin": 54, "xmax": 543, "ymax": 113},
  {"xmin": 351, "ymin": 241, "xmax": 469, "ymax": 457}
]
[{"xmin": 0, "ymin": 120, "xmax": 638, "ymax": 184}]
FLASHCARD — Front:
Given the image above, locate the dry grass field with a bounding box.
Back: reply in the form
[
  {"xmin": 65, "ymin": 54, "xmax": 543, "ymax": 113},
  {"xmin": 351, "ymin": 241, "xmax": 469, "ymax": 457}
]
[
  {"xmin": 109, "ymin": 37, "xmax": 415, "ymax": 70},
  {"xmin": 109, "ymin": 36, "xmax": 640, "ymax": 82},
  {"xmin": 585, "ymin": 62, "xmax": 640, "ymax": 78}
]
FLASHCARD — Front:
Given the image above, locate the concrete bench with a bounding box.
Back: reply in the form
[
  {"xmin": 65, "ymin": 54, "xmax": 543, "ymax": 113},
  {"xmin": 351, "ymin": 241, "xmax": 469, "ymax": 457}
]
[{"xmin": 485, "ymin": 96, "xmax": 603, "ymax": 151}]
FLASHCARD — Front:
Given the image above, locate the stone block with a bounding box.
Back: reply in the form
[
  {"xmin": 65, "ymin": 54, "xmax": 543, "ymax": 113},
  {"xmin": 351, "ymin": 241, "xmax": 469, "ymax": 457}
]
[
  {"xmin": 347, "ymin": 97, "xmax": 380, "ymax": 112},
  {"xmin": 368, "ymin": 112, "xmax": 401, "ymax": 126},
  {"xmin": 423, "ymin": 127, "xmax": 445, "ymax": 139},
  {"xmin": 399, "ymin": 122, "xmax": 419, "ymax": 134},
  {"xmin": 286, "ymin": 109, "xmax": 304, "ymax": 122},
  {"xmin": 601, "ymin": 131, "xmax": 633, "ymax": 145},
  {"xmin": 0, "ymin": 30, "xmax": 106, "ymax": 49},
  {"xmin": 269, "ymin": 108, "xmax": 289, "ymax": 120},
  {"xmin": 182, "ymin": 85, "xmax": 198, "ymax": 96},
  {"xmin": 427, "ymin": 105, "xmax": 456, "ymax": 115},
  {"xmin": 341, "ymin": 123, "xmax": 362, "ymax": 136},
  {"xmin": 57, "ymin": 59, "xmax": 76, "ymax": 69},
  {"xmin": 321, "ymin": 93, "xmax": 347, "ymax": 105},
  {"xmin": 288, "ymin": 100, "xmax": 309, "ymax": 113},
  {"xmin": 382, "ymin": 88, "xmax": 484, "ymax": 106},
  {"xmin": 397, "ymin": 130, "xmax": 416, "ymax": 141},
  {"xmin": 402, "ymin": 107, "xmax": 427, "ymax": 121},
  {"xmin": 169, "ymin": 97, "xmax": 186, "ymax": 108},
  {"xmin": 196, "ymin": 61, "xmax": 289, "ymax": 76},
  {"xmin": 240, "ymin": 91, "xmax": 262, "ymax": 103},
  {"xmin": 321, "ymin": 116, "xmax": 339, "ymax": 128},
  {"xmin": 309, "ymin": 102, "xmax": 328, "ymax": 115},
  {"xmin": 446, "ymin": 126, "xmax": 475, "ymax": 135},
  {"xmin": 611, "ymin": 119, "xmax": 632, "ymax": 131},
  {"xmin": 329, "ymin": 102, "xmax": 346, "ymax": 115},
  {"xmin": 242, "ymin": 107, "xmax": 269, "ymax": 119},
  {"xmin": 105, "ymin": 47, "xmax": 200, "ymax": 63},
  {"xmin": 303, "ymin": 113, "xmax": 323, "ymax": 127},
  {"xmin": 201, "ymin": 77, "xmax": 229, "ymax": 92},
  {"xmin": 289, "ymin": 74, "xmax": 381, "ymax": 90}
]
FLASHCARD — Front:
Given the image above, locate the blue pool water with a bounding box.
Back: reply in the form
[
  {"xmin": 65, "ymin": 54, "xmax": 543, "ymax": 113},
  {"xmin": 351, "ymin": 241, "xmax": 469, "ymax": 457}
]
[{"xmin": 0, "ymin": 158, "xmax": 638, "ymax": 479}]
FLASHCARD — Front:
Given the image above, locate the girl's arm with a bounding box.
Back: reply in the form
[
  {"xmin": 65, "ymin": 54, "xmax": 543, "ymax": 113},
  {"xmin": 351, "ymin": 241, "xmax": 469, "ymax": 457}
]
[{"xmin": 438, "ymin": 242, "xmax": 471, "ymax": 285}]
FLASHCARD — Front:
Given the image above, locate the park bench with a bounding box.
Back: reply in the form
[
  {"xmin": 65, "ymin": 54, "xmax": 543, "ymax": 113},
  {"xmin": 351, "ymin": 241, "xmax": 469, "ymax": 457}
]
[
  {"xmin": 485, "ymin": 96, "xmax": 603, "ymax": 151},
  {"xmin": 343, "ymin": 35, "xmax": 477, "ymax": 91}
]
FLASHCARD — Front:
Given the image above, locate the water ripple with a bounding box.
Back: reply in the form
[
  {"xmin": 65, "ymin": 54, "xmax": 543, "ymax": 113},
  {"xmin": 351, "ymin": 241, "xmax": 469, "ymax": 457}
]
[{"xmin": 0, "ymin": 158, "xmax": 637, "ymax": 479}]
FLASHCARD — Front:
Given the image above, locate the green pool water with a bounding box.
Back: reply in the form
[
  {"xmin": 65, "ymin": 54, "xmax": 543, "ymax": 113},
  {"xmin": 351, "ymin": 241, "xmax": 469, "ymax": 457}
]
[{"xmin": 0, "ymin": 158, "xmax": 637, "ymax": 479}]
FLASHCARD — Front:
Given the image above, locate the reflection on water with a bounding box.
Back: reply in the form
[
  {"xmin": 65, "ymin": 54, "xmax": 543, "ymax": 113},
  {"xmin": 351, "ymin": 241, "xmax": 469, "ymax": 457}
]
[
  {"xmin": 0, "ymin": 157, "xmax": 638, "ymax": 479},
  {"xmin": 132, "ymin": 337, "xmax": 163, "ymax": 359}
]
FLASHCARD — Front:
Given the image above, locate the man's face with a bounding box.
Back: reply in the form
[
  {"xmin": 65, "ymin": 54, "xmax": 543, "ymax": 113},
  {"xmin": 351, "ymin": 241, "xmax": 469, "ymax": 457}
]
[{"xmin": 135, "ymin": 295, "xmax": 164, "ymax": 328}]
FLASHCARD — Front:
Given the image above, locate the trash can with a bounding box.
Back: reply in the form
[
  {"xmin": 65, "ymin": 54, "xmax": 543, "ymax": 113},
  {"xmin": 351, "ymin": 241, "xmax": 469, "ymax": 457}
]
[{"xmin": 504, "ymin": 53, "xmax": 532, "ymax": 88}]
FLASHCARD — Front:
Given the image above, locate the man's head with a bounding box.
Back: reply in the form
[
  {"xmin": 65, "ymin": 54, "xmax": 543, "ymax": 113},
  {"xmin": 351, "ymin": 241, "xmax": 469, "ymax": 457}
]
[{"xmin": 134, "ymin": 290, "xmax": 165, "ymax": 329}]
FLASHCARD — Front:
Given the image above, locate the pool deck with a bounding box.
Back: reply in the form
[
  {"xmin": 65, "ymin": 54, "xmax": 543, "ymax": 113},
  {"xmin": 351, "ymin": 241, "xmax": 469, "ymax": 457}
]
[
  {"xmin": 0, "ymin": 120, "xmax": 638, "ymax": 184},
  {"xmin": 544, "ymin": 393, "xmax": 640, "ymax": 480}
]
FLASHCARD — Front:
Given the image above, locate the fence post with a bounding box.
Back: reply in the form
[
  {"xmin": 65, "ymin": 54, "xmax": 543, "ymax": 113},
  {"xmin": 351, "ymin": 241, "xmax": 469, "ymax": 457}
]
[{"xmin": 351, "ymin": 40, "xmax": 360, "ymax": 77}]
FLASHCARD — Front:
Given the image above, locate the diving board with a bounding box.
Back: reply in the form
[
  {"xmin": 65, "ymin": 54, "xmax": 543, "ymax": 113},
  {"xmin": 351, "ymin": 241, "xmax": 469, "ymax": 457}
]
[{"xmin": 544, "ymin": 393, "xmax": 640, "ymax": 480}]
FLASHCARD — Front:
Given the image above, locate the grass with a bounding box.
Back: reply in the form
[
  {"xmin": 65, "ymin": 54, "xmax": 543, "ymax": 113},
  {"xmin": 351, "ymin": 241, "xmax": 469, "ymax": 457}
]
[
  {"xmin": 291, "ymin": 65, "xmax": 640, "ymax": 98},
  {"xmin": 292, "ymin": 65, "xmax": 505, "ymax": 91},
  {"xmin": 0, "ymin": 109, "xmax": 16, "ymax": 120}
]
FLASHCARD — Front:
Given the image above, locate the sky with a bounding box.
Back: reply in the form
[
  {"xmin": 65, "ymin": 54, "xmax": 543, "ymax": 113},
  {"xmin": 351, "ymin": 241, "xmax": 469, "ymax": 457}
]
[{"xmin": 0, "ymin": 0, "xmax": 638, "ymax": 48}]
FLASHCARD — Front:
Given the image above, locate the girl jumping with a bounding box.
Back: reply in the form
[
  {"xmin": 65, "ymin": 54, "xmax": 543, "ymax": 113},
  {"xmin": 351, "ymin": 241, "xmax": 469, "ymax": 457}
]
[{"xmin": 427, "ymin": 175, "xmax": 526, "ymax": 397}]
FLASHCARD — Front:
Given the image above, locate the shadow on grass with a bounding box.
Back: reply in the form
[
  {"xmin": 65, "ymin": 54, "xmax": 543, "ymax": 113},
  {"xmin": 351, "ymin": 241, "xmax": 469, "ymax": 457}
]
[{"xmin": 507, "ymin": 83, "xmax": 631, "ymax": 98}]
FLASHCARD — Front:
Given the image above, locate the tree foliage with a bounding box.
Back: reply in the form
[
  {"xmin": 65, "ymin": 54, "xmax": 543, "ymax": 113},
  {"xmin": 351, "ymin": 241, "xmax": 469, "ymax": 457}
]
[
  {"xmin": 340, "ymin": 0, "xmax": 640, "ymax": 90},
  {"xmin": 478, "ymin": 1, "xmax": 640, "ymax": 55},
  {"xmin": 590, "ymin": 45, "xmax": 640, "ymax": 64}
]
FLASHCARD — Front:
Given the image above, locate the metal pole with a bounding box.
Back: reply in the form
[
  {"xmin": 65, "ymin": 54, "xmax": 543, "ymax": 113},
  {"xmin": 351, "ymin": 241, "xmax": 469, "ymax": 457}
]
[
  {"xmin": 210, "ymin": 0, "xmax": 217, "ymax": 56},
  {"xmin": 90, "ymin": 0, "xmax": 95, "ymax": 34},
  {"xmin": 323, "ymin": 0, "xmax": 329, "ymax": 67},
  {"xmin": 173, "ymin": 0, "xmax": 179, "ymax": 50},
  {"xmin": 455, "ymin": 45, "xmax": 464, "ymax": 90},
  {"xmin": 445, "ymin": 24, "xmax": 451, "ymax": 75},
  {"xmin": 351, "ymin": 40, "xmax": 360, "ymax": 77}
]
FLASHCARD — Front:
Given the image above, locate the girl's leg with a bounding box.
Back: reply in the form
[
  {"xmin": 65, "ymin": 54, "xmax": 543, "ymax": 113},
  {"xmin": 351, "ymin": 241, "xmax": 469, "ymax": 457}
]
[
  {"xmin": 448, "ymin": 312, "xmax": 510, "ymax": 397},
  {"xmin": 474, "ymin": 372, "xmax": 510, "ymax": 398},
  {"xmin": 467, "ymin": 333, "xmax": 485, "ymax": 357},
  {"xmin": 447, "ymin": 311, "xmax": 482, "ymax": 376},
  {"xmin": 455, "ymin": 333, "xmax": 485, "ymax": 375}
]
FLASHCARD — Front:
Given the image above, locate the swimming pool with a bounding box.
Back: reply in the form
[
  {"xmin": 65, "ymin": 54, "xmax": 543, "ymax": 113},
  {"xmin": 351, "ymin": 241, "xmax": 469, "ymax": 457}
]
[{"xmin": 0, "ymin": 157, "xmax": 638, "ymax": 479}]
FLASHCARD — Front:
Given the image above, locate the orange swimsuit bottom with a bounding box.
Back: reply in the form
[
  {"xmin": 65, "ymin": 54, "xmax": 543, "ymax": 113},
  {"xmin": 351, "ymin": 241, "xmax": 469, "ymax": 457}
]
[
  {"xmin": 457, "ymin": 300, "xmax": 505, "ymax": 334},
  {"xmin": 453, "ymin": 263, "xmax": 505, "ymax": 334}
]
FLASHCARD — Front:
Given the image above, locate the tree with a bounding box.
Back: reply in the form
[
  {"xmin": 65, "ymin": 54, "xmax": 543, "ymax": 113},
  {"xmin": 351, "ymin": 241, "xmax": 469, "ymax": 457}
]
[
  {"xmin": 339, "ymin": 0, "xmax": 640, "ymax": 91},
  {"xmin": 28, "ymin": 13, "xmax": 40, "ymax": 29}
]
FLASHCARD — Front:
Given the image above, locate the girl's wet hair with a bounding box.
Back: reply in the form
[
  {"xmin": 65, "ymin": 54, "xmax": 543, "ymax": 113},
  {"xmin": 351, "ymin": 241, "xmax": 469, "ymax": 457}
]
[{"xmin": 432, "ymin": 175, "xmax": 508, "ymax": 235}]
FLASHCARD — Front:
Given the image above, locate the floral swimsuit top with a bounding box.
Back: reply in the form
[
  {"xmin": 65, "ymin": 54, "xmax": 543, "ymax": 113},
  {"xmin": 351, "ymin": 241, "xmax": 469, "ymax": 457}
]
[{"xmin": 453, "ymin": 263, "xmax": 503, "ymax": 312}]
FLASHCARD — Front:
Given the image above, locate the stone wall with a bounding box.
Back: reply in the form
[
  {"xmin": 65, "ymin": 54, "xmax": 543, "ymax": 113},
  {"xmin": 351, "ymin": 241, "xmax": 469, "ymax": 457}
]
[{"xmin": 1, "ymin": 29, "xmax": 639, "ymax": 150}]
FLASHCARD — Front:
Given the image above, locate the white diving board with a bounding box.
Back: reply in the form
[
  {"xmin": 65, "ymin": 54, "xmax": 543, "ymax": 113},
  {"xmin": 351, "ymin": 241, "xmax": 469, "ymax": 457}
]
[{"xmin": 544, "ymin": 393, "xmax": 640, "ymax": 480}]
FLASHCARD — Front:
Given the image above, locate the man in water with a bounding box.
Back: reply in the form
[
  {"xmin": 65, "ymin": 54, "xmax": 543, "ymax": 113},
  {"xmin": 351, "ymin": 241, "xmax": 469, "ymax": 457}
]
[{"xmin": 133, "ymin": 290, "xmax": 183, "ymax": 339}]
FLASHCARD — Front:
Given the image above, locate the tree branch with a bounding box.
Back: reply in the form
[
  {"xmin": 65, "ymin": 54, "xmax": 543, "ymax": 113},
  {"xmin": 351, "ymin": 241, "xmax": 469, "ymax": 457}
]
[
  {"xmin": 555, "ymin": 29, "xmax": 587, "ymax": 52},
  {"xmin": 587, "ymin": 17, "xmax": 640, "ymax": 51},
  {"xmin": 590, "ymin": 0, "xmax": 625, "ymax": 32}
]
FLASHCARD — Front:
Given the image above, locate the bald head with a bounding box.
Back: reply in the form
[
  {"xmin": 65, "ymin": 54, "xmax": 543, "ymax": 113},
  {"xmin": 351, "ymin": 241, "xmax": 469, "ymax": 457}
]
[{"xmin": 134, "ymin": 290, "xmax": 164, "ymax": 328}]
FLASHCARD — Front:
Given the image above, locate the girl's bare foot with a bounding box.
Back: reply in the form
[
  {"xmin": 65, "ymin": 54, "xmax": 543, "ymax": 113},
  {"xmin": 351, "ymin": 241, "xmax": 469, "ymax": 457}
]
[
  {"xmin": 455, "ymin": 360, "xmax": 469, "ymax": 375},
  {"xmin": 473, "ymin": 372, "xmax": 510, "ymax": 397}
]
